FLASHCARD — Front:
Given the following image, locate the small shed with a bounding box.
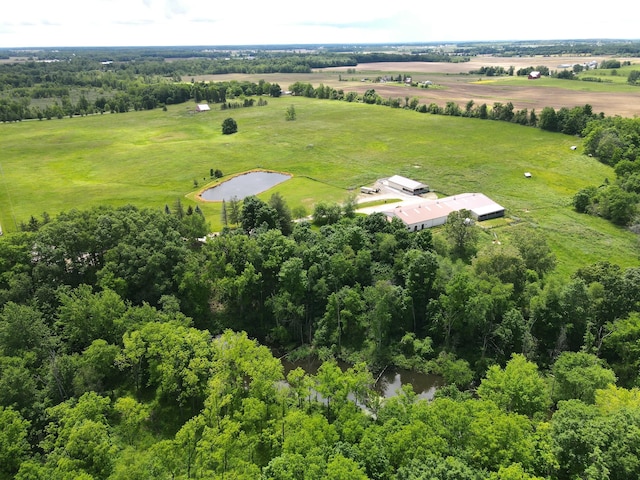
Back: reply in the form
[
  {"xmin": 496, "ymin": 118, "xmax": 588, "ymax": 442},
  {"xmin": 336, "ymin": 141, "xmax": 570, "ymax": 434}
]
[
  {"xmin": 528, "ymin": 71, "xmax": 541, "ymax": 79},
  {"xmin": 387, "ymin": 175, "xmax": 429, "ymax": 195},
  {"xmin": 196, "ymin": 104, "xmax": 211, "ymax": 112}
]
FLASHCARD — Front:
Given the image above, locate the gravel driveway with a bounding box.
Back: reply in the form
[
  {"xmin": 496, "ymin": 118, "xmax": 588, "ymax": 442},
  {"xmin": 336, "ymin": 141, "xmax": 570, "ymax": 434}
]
[{"xmin": 355, "ymin": 179, "xmax": 438, "ymax": 215}]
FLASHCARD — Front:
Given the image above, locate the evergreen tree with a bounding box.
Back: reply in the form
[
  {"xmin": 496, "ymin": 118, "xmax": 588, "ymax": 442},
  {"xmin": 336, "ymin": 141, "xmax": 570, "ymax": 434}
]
[{"xmin": 221, "ymin": 200, "xmax": 228, "ymax": 226}]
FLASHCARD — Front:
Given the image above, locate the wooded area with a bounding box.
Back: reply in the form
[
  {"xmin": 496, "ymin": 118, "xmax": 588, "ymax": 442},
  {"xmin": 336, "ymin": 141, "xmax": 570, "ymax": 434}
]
[{"xmin": 2, "ymin": 197, "xmax": 640, "ymax": 479}]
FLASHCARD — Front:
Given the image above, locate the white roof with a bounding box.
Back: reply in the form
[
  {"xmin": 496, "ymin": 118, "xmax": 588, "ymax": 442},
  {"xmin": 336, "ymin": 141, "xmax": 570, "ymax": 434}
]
[
  {"xmin": 473, "ymin": 203, "xmax": 504, "ymax": 217},
  {"xmin": 387, "ymin": 175, "xmax": 428, "ymax": 190},
  {"xmin": 196, "ymin": 104, "xmax": 211, "ymax": 111},
  {"xmin": 386, "ymin": 193, "xmax": 504, "ymax": 226}
]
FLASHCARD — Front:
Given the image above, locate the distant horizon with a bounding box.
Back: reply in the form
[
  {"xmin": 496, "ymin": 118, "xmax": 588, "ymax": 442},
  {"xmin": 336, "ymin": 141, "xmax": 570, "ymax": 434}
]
[{"xmin": 3, "ymin": 38, "xmax": 640, "ymax": 52}]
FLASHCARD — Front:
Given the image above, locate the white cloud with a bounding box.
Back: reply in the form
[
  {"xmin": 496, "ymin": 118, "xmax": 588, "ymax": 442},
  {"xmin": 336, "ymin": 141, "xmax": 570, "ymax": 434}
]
[{"xmin": 0, "ymin": 0, "xmax": 637, "ymax": 48}]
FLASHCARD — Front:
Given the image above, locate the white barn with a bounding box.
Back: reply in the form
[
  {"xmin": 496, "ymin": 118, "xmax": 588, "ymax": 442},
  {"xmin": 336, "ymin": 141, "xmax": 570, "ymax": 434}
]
[
  {"xmin": 387, "ymin": 175, "xmax": 429, "ymax": 195},
  {"xmin": 385, "ymin": 193, "xmax": 505, "ymax": 232}
]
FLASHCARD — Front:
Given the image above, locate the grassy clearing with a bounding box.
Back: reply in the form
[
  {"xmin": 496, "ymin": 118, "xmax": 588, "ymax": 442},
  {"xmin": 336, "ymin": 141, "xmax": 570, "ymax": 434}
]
[
  {"xmin": 1, "ymin": 96, "xmax": 638, "ymax": 275},
  {"xmin": 578, "ymin": 64, "xmax": 640, "ymax": 80},
  {"xmin": 478, "ymin": 74, "xmax": 640, "ymax": 93}
]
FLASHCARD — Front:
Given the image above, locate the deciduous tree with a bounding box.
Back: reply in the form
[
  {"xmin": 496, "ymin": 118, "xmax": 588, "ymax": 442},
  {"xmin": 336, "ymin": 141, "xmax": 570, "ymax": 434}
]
[
  {"xmin": 510, "ymin": 227, "xmax": 557, "ymax": 278},
  {"xmin": 551, "ymin": 351, "xmax": 616, "ymax": 404},
  {"xmin": 477, "ymin": 353, "xmax": 551, "ymax": 417},
  {"xmin": 240, "ymin": 195, "xmax": 279, "ymax": 233},
  {"xmin": 445, "ymin": 209, "xmax": 478, "ymax": 258},
  {"xmin": 0, "ymin": 406, "xmax": 31, "ymax": 476}
]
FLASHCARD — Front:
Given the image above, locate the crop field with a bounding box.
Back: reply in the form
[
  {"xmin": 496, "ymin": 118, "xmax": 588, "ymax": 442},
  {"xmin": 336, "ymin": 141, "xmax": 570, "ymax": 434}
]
[
  {"xmin": 198, "ymin": 55, "xmax": 640, "ymax": 118},
  {"xmin": 0, "ymin": 94, "xmax": 638, "ymax": 276}
]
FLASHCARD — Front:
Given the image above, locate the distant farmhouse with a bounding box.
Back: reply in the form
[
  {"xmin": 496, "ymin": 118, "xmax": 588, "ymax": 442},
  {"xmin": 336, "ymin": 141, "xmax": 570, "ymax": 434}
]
[
  {"xmin": 386, "ymin": 175, "xmax": 429, "ymax": 195},
  {"xmin": 196, "ymin": 104, "xmax": 211, "ymax": 112},
  {"xmin": 385, "ymin": 193, "xmax": 505, "ymax": 232},
  {"xmin": 528, "ymin": 71, "xmax": 542, "ymax": 79}
]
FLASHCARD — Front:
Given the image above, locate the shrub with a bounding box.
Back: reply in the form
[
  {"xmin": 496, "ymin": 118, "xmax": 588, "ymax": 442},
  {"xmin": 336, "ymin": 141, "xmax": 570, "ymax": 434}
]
[{"xmin": 221, "ymin": 117, "xmax": 238, "ymax": 135}]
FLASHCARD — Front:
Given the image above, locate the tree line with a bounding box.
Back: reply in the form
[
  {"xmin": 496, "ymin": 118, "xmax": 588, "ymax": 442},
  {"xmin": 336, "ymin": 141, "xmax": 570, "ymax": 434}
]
[
  {"xmin": 0, "ymin": 79, "xmax": 282, "ymax": 121},
  {"xmin": 455, "ymin": 39, "xmax": 640, "ymax": 57}
]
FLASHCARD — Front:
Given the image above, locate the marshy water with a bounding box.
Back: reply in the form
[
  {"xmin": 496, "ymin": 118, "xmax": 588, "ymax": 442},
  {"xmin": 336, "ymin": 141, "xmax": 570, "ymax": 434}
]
[
  {"xmin": 200, "ymin": 171, "xmax": 291, "ymax": 201},
  {"xmin": 282, "ymin": 357, "xmax": 445, "ymax": 401}
]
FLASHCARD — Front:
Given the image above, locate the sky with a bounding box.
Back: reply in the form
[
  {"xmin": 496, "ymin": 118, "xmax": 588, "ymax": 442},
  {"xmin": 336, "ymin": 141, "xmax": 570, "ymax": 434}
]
[{"xmin": 1, "ymin": 0, "xmax": 637, "ymax": 49}]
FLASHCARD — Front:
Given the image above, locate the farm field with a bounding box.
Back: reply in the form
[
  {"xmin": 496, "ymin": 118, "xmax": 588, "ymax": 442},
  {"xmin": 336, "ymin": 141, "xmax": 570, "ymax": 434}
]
[
  {"xmin": 194, "ymin": 55, "xmax": 640, "ymax": 118},
  {"xmin": 1, "ymin": 95, "xmax": 638, "ymax": 276}
]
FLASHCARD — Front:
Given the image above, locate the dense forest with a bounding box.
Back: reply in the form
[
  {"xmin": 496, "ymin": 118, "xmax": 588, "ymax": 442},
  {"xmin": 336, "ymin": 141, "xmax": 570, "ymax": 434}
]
[
  {"xmin": 2, "ymin": 189, "xmax": 640, "ymax": 478},
  {"xmin": 3, "ymin": 43, "xmax": 640, "ymax": 479}
]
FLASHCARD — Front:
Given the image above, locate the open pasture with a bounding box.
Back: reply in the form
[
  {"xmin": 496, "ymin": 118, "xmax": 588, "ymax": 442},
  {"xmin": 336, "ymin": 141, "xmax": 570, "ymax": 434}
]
[{"xmin": 0, "ymin": 95, "xmax": 638, "ymax": 275}]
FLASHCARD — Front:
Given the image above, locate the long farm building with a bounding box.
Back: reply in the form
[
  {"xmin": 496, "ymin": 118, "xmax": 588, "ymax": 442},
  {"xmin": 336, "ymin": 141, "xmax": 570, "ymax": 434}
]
[{"xmin": 385, "ymin": 192, "xmax": 505, "ymax": 231}]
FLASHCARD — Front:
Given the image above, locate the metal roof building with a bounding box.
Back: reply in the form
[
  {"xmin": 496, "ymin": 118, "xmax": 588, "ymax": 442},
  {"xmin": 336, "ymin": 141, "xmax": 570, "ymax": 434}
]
[
  {"xmin": 386, "ymin": 175, "xmax": 429, "ymax": 195},
  {"xmin": 385, "ymin": 193, "xmax": 505, "ymax": 231}
]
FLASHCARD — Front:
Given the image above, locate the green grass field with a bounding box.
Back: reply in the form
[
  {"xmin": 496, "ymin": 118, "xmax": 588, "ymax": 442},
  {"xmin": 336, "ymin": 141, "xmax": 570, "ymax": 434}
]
[
  {"xmin": 1, "ymin": 96, "xmax": 638, "ymax": 276},
  {"xmin": 477, "ymin": 71, "xmax": 640, "ymax": 93}
]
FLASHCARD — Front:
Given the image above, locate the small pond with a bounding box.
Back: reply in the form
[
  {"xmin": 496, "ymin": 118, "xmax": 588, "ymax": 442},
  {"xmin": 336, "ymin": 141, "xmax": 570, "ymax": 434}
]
[
  {"xmin": 282, "ymin": 358, "xmax": 444, "ymax": 401},
  {"xmin": 200, "ymin": 171, "xmax": 292, "ymax": 201},
  {"xmin": 376, "ymin": 367, "xmax": 445, "ymax": 400}
]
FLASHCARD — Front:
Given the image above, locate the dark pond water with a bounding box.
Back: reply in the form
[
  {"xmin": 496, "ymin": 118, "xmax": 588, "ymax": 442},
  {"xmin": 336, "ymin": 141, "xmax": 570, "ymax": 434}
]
[
  {"xmin": 281, "ymin": 357, "xmax": 445, "ymax": 400},
  {"xmin": 200, "ymin": 171, "xmax": 292, "ymax": 201}
]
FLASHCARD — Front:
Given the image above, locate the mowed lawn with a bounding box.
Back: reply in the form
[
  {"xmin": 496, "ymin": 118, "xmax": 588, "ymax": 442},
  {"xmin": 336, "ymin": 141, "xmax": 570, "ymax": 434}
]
[{"xmin": 1, "ymin": 96, "xmax": 638, "ymax": 275}]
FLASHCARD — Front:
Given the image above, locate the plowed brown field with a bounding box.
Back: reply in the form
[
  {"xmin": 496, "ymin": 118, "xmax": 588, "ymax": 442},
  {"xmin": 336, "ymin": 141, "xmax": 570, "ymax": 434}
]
[
  {"xmin": 194, "ymin": 55, "xmax": 640, "ymax": 118},
  {"xmin": 327, "ymin": 56, "xmax": 640, "ymax": 117}
]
